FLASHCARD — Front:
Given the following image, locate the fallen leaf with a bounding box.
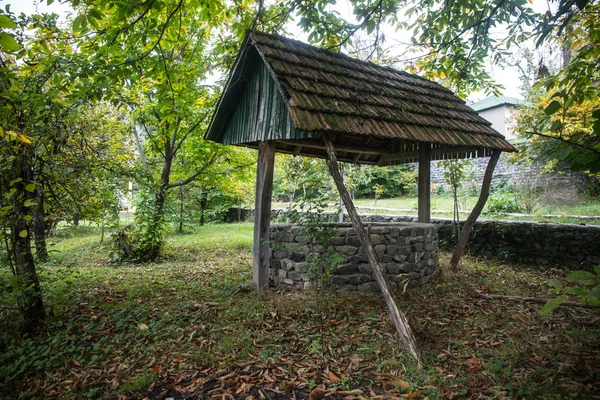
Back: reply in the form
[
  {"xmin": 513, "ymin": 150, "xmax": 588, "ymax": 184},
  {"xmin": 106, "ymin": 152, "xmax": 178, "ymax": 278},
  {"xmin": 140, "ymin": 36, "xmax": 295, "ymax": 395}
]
[
  {"xmin": 327, "ymin": 370, "xmax": 340, "ymax": 383},
  {"xmin": 390, "ymin": 378, "xmax": 410, "ymax": 392},
  {"xmin": 310, "ymin": 388, "xmax": 326, "ymax": 400},
  {"xmin": 403, "ymin": 390, "xmax": 422, "ymax": 399},
  {"xmin": 138, "ymin": 323, "xmax": 149, "ymax": 330}
]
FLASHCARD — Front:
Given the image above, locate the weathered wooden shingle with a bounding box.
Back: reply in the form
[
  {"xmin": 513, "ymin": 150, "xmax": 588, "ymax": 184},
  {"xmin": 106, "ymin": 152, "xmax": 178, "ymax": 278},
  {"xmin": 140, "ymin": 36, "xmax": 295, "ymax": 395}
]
[{"xmin": 205, "ymin": 30, "xmax": 516, "ymax": 164}]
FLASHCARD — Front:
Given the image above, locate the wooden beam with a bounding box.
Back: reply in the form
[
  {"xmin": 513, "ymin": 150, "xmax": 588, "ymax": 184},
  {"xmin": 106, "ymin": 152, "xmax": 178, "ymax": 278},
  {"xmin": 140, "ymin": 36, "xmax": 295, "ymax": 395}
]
[
  {"xmin": 418, "ymin": 143, "xmax": 431, "ymax": 223},
  {"xmin": 450, "ymin": 150, "xmax": 501, "ymax": 270},
  {"xmin": 381, "ymin": 146, "xmax": 483, "ymax": 163},
  {"xmin": 323, "ymin": 136, "xmax": 420, "ymax": 363},
  {"xmin": 253, "ymin": 141, "xmax": 276, "ymax": 290},
  {"xmin": 278, "ymin": 140, "xmax": 389, "ymax": 156}
]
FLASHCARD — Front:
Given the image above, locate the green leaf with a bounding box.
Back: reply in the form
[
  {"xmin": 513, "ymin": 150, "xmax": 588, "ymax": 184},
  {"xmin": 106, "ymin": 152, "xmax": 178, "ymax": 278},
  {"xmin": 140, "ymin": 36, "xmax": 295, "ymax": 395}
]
[
  {"xmin": 566, "ymin": 270, "xmax": 598, "ymax": 283},
  {"xmin": 550, "ymin": 120, "xmax": 562, "ymax": 132},
  {"xmin": 592, "ymin": 109, "xmax": 600, "ymax": 119},
  {"xmin": 18, "ymin": 230, "xmax": 28, "ymax": 238},
  {"xmin": 566, "ymin": 287, "xmax": 589, "ymax": 296},
  {"xmin": 24, "ymin": 199, "xmax": 37, "ymax": 207},
  {"xmin": 548, "ymin": 279, "xmax": 562, "ymax": 293},
  {"xmin": 594, "ymin": 265, "xmax": 600, "ymax": 276},
  {"xmin": 0, "ymin": 32, "xmax": 21, "ymax": 52},
  {"xmin": 0, "ymin": 15, "xmax": 17, "ymax": 29},
  {"xmin": 544, "ymin": 101, "xmax": 561, "ymax": 115},
  {"xmin": 540, "ymin": 295, "xmax": 565, "ymax": 316},
  {"xmin": 24, "ymin": 183, "xmax": 36, "ymax": 192}
]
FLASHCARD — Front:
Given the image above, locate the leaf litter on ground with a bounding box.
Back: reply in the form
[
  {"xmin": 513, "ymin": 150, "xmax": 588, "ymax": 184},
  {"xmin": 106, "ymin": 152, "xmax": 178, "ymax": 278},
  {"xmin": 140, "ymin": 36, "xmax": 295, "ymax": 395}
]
[{"xmin": 0, "ymin": 224, "xmax": 598, "ymax": 399}]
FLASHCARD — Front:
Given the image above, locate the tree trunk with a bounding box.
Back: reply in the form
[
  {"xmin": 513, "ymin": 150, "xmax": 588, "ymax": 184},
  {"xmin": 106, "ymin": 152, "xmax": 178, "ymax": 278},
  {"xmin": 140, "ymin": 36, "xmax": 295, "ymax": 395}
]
[
  {"xmin": 199, "ymin": 190, "xmax": 207, "ymax": 226},
  {"xmin": 145, "ymin": 140, "xmax": 174, "ymax": 260},
  {"xmin": 12, "ymin": 159, "xmax": 45, "ymax": 334},
  {"xmin": 33, "ymin": 181, "xmax": 48, "ymax": 262},
  {"xmin": 324, "ymin": 137, "xmax": 420, "ymax": 362},
  {"xmin": 178, "ymin": 186, "xmax": 184, "ymax": 234},
  {"xmin": 450, "ymin": 151, "xmax": 501, "ymax": 270}
]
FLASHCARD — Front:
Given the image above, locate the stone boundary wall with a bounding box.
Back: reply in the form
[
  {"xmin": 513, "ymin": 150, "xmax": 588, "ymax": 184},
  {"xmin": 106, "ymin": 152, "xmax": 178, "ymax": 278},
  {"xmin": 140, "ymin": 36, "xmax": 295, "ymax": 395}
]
[
  {"xmin": 353, "ymin": 214, "xmax": 600, "ymax": 270},
  {"xmin": 269, "ymin": 223, "xmax": 439, "ymax": 293},
  {"xmin": 228, "ymin": 208, "xmax": 600, "ymax": 270}
]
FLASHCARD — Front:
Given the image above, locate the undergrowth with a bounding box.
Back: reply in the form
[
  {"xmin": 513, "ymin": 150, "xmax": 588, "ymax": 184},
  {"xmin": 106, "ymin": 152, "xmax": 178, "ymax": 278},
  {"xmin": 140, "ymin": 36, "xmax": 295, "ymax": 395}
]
[{"xmin": 0, "ymin": 223, "xmax": 598, "ymax": 399}]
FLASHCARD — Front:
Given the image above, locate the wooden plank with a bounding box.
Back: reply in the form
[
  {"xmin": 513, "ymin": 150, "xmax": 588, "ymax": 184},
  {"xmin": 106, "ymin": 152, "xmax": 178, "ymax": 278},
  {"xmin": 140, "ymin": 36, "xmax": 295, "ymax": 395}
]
[
  {"xmin": 450, "ymin": 150, "xmax": 501, "ymax": 269},
  {"xmin": 418, "ymin": 143, "xmax": 431, "ymax": 223},
  {"xmin": 323, "ymin": 136, "xmax": 421, "ymax": 363},
  {"xmin": 253, "ymin": 141, "xmax": 276, "ymax": 290}
]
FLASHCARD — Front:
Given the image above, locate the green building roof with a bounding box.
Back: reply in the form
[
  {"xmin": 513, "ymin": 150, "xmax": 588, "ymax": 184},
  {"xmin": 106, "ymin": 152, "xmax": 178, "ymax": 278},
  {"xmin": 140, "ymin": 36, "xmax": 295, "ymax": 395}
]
[{"xmin": 469, "ymin": 96, "xmax": 523, "ymax": 112}]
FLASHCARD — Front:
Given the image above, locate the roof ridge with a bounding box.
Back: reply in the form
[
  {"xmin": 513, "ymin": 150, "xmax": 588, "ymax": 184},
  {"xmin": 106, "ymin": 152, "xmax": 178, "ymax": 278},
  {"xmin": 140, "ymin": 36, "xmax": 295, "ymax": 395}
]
[{"xmin": 248, "ymin": 30, "xmax": 458, "ymax": 97}]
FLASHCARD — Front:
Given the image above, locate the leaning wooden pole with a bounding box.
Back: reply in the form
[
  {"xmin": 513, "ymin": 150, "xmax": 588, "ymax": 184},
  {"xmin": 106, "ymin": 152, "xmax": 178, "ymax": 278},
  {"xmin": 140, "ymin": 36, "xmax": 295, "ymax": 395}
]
[
  {"xmin": 324, "ymin": 137, "xmax": 420, "ymax": 362},
  {"xmin": 450, "ymin": 150, "xmax": 501, "ymax": 270}
]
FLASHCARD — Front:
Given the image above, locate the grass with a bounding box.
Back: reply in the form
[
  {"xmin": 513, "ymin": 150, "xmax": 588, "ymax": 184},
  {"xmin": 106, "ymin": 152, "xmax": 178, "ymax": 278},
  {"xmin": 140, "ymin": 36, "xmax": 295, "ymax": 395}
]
[
  {"xmin": 273, "ymin": 193, "xmax": 600, "ymax": 225},
  {"xmin": 1, "ymin": 223, "xmax": 598, "ymax": 399}
]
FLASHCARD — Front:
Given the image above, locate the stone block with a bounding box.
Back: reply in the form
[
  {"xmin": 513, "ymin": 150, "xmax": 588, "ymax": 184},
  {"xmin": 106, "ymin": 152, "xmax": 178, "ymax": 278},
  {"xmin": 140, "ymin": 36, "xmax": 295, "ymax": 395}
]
[
  {"xmin": 393, "ymin": 255, "xmax": 407, "ymax": 263},
  {"xmin": 348, "ymin": 255, "xmax": 362, "ymax": 264},
  {"xmin": 358, "ymin": 263, "xmax": 372, "ymax": 273},
  {"xmin": 331, "ymin": 275, "xmax": 348, "ymax": 285},
  {"xmin": 370, "ymin": 226, "xmax": 390, "ymax": 234},
  {"xmin": 348, "ymin": 274, "xmax": 370, "ymax": 285},
  {"xmin": 390, "ymin": 228, "xmax": 400, "ymax": 237},
  {"xmin": 399, "ymin": 263, "xmax": 413, "ymax": 273},
  {"xmin": 386, "ymin": 245, "xmax": 398, "ymax": 256},
  {"xmin": 346, "ymin": 236, "xmax": 362, "ymax": 247},
  {"xmin": 301, "ymin": 274, "xmax": 310, "ymax": 282},
  {"xmin": 295, "ymin": 236, "xmax": 309, "ymax": 244},
  {"xmin": 358, "ymin": 282, "xmax": 376, "ymax": 292},
  {"xmin": 397, "ymin": 246, "xmax": 411, "ymax": 255},
  {"xmin": 335, "ymin": 245, "xmax": 358, "ymax": 255},
  {"xmin": 369, "ymin": 234, "xmax": 384, "ymax": 245},
  {"xmin": 374, "ymin": 245, "xmax": 386, "ymax": 257},
  {"xmin": 272, "ymin": 250, "xmax": 288, "ymax": 259},
  {"xmin": 381, "ymin": 255, "xmax": 392, "ymax": 263},
  {"xmin": 412, "ymin": 243, "xmax": 424, "ymax": 252},
  {"xmin": 283, "ymin": 278, "xmax": 294, "ymax": 285},
  {"xmin": 278, "ymin": 269, "xmax": 288, "ymax": 278},
  {"xmin": 296, "ymin": 262, "xmax": 309, "ymax": 273},
  {"xmin": 331, "ymin": 237, "xmax": 346, "ymax": 246},
  {"xmin": 335, "ymin": 264, "xmax": 358, "ymax": 275},
  {"xmin": 386, "ymin": 263, "xmax": 400, "ymax": 274},
  {"xmin": 290, "ymin": 252, "xmax": 306, "ymax": 262},
  {"xmin": 281, "ymin": 259, "xmax": 295, "ymax": 271},
  {"xmin": 396, "ymin": 237, "xmax": 407, "ymax": 245},
  {"xmin": 339, "ymin": 284, "xmax": 357, "ymax": 292},
  {"xmin": 288, "ymin": 271, "xmax": 302, "ymax": 281}
]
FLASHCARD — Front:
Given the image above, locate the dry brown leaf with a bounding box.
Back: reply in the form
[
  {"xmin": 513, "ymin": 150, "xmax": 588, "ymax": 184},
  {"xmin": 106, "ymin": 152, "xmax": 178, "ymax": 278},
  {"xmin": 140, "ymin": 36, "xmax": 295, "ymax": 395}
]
[
  {"xmin": 327, "ymin": 370, "xmax": 340, "ymax": 382},
  {"xmin": 403, "ymin": 390, "xmax": 422, "ymax": 399},
  {"xmin": 390, "ymin": 378, "xmax": 410, "ymax": 392},
  {"xmin": 309, "ymin": 388, "xmax": 326, "ymax": 400},
  {"xmin": 338, "ymin": 389, "xmax": 364, "ymax": 396}
]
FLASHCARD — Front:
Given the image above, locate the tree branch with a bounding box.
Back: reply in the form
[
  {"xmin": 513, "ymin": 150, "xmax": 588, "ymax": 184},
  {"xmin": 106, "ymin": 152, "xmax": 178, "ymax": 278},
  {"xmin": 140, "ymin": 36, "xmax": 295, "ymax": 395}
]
[
  {"xmin": 165, "ymin": 152, "xmax": 219, "ymax": 189},
  {"xmin": 525, "ymin": 131, "xmax": 600, "ymax": 155}
]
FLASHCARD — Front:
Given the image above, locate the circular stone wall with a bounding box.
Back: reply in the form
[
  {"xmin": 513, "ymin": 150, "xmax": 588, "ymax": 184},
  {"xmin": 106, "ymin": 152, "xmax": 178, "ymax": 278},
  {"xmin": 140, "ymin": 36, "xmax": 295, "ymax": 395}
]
[{"xmin": 269, "ymin": 222, "xmax": 438, "ymax": 293}]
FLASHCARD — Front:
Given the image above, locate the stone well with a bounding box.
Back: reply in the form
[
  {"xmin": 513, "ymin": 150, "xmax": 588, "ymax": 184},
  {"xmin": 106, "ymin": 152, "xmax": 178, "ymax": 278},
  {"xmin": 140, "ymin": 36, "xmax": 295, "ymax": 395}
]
[{"xmin": 269, "ymin": 222, "xmax": 439, "ymax": 293}]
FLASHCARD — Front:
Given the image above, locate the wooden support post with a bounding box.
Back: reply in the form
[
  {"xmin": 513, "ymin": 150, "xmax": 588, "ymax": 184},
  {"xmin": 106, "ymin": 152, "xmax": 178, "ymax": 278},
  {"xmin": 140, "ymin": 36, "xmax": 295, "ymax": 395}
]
[
  {"xmin": 324, "ymin": 137, "xmax": 420, "ymax": 363},
  {"xmin": 253, "ymin": 141, "xmax": 275, "ymax": 290},
  {"xmin": 418, "ymin": 143, "xmax": 431, "ymax": 223},
  {"xmin": 450, "ymin": 150, "xmax": 501, "ymax": 270}
]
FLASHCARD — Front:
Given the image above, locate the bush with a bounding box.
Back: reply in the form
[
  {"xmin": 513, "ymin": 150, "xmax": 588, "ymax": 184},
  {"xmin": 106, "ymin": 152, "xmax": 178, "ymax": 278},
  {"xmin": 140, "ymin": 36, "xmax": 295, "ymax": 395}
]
[{"xmin": 486, "ymin": 191, "xmax": 522, "ymax": 214}]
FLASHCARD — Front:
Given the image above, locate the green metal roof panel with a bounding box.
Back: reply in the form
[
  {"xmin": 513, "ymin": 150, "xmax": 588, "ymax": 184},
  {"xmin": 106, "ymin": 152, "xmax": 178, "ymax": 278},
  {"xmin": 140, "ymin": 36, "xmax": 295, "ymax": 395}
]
[{"xmin": 469, "ymin": 95, "xmax": 523, "ymax": 112}]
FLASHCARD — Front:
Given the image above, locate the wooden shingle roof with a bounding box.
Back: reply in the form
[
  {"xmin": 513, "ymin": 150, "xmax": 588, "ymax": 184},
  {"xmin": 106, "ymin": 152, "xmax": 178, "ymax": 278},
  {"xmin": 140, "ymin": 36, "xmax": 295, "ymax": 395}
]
[{"xmin": 205, "ymin": 30, "xmax": 516, "ymax": 165}]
